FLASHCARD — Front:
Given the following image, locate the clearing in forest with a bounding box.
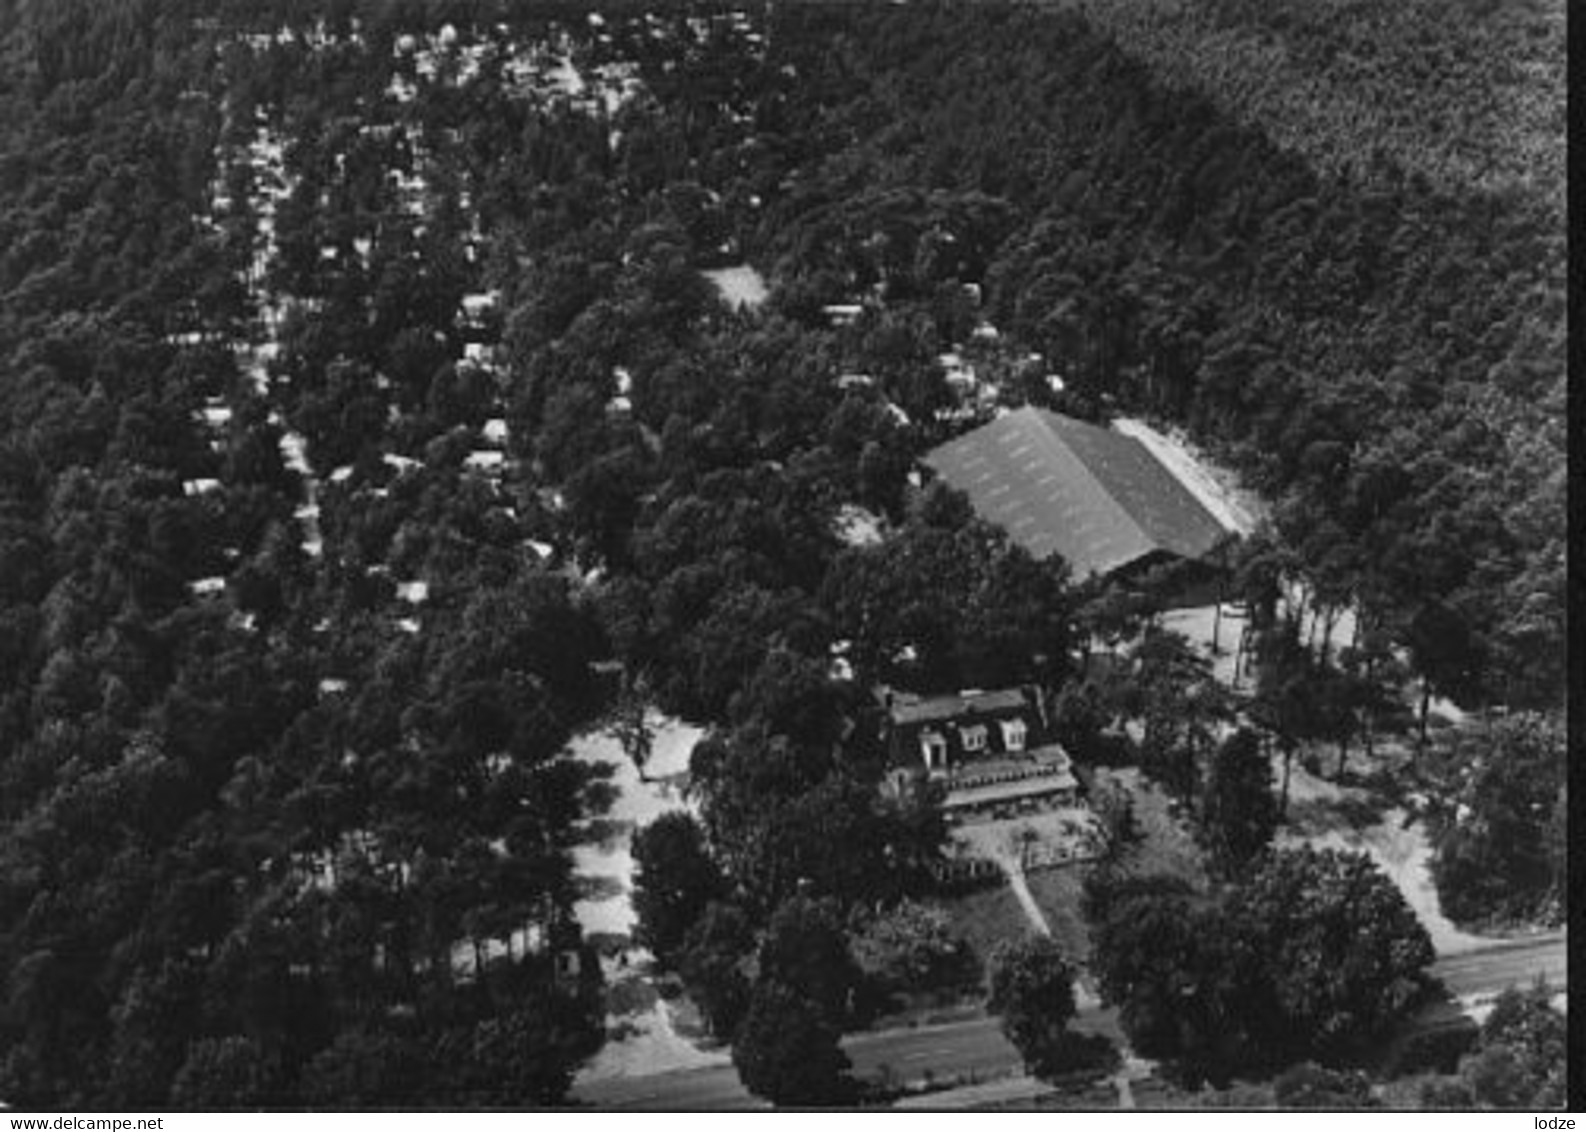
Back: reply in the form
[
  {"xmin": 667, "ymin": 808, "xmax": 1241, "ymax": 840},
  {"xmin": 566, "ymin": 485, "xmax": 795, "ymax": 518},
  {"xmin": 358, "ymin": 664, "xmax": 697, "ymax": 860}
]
[{"xmin": 703, "ymin": 264, "xmax": 770, "ymax": 310}]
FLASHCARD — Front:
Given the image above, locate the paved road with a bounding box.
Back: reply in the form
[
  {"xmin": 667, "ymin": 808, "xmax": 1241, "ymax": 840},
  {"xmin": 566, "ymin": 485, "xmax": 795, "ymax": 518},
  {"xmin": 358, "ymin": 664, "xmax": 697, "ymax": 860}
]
[
  {"xmin": 570, "ymin": 1063, "xmax": 764, "ymax": 1111},
  {"xmin": 570, "ymin": 1015, "xmax": 1028, "ymax": 1111},
  {"xmin": 571, "ymin": 933, "xmax": 1565, "ymax": 1110},
  {"xmin": 1429, "ymin": 932, "xmax": 1565, "ymax": 999}
]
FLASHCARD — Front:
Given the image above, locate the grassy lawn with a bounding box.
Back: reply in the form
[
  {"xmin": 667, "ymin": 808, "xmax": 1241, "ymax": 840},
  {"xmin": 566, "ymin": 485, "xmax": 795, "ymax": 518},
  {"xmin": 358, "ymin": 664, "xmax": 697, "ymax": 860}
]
[
  {"xmin": 933, "ymin": 769, "xmax": 1208, "ymax": 978},
  {"xmin": 930, "ymin": 883, "xmax": 1039, "ymax": 976},
  {"xmin": 1098, "ymin": 766, "xmax": 1208, "ymax": 889},
  {"xmin": 1023, "ymin": 867, "xmax": 1092, "ymax": 964},
  {"xmin": 929, "ymin": 869, "xmax": 1092, "ymax": 974}
]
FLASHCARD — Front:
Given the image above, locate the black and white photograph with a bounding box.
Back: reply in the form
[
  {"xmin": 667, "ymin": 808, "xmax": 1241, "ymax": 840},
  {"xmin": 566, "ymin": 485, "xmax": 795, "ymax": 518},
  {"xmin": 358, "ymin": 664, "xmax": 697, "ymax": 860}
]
[{"xmin": 0, "ymin": 0, "xmax": 1566, "ymax": 1114}]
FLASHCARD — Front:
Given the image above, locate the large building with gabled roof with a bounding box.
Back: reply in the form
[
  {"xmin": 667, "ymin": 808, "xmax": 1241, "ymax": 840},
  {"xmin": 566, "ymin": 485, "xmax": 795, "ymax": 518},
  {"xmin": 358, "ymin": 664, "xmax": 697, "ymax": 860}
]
[{"xmin": 923, "ymin": 406, "xmax": 1234, "ymax": 582}]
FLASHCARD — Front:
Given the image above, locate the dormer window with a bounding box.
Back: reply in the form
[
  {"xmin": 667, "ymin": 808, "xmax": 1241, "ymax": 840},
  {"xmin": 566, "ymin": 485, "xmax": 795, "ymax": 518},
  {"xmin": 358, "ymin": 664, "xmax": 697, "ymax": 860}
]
[
  {"xmin": 1000, "ymin": 717, "xmax": 1028, "ymax": 753},
  {"xmin": 959, "ymin": 724, "xmax": 988, "ymax": 753},
  {"xmin": 920, "ymin": 730, "xmax": 948, "ymax": 771}
]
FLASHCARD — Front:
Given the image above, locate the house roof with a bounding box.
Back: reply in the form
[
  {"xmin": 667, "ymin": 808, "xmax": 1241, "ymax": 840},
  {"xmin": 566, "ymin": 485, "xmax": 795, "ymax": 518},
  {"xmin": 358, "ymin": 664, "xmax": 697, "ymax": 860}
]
[
  {"xmin": 943, "ymin": 766, "xmax": 1078, "ymax": 810},
  {"xmin": 923, "ymin": 406, "xmax": 1230, "ymax": 578},
  {"xmin": 885, "ymin": 687, "xmax": 1033, "ymax": 727}
]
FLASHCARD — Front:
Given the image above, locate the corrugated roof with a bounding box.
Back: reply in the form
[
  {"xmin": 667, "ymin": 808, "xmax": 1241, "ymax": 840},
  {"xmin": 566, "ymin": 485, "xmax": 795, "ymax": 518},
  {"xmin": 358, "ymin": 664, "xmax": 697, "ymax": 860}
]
[
  {"xmin": 887, "ymin": 687, "xmax": 1032, "ymax": 726},
  {"xmin": 943, "ymin": 767, "xmax": 1078, "ymax": 810},
  {"xmin": 923, "ymin": 407, "xmax": 1230, "ymax": 578}
]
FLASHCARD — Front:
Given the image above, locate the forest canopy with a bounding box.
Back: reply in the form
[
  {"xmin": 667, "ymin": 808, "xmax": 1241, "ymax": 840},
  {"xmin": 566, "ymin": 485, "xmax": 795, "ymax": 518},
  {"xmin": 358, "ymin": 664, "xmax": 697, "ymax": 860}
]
[{"xmin": 0, "ymin": 0, "xmax": 1562, "ymax": 1109}]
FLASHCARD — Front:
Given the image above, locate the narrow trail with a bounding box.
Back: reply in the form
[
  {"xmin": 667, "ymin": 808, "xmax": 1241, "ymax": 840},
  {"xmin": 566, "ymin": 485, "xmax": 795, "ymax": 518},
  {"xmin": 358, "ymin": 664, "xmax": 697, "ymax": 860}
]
[
  {"xmin": 1000, "ymin": 860, "xmax": 1051, "ymax": 939},
  {"xmin": 989, "ymin": 851, "xmax": 1101, "ymax": 1012},
  {"xmin": 1285, "ymin": 803, "xmax": 1500, "ymax": 956},
  {"xmin": 1109, "ymin": 1049, "xmax": 1156, "ymax": 1109}
]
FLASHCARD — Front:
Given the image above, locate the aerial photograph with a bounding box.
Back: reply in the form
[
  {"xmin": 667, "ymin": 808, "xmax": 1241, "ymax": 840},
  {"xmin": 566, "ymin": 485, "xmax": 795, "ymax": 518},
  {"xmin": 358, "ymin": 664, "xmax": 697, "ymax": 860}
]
[{"xmin": 0, "ymin": 0, "xmax": 1565, "ymax": 1113}]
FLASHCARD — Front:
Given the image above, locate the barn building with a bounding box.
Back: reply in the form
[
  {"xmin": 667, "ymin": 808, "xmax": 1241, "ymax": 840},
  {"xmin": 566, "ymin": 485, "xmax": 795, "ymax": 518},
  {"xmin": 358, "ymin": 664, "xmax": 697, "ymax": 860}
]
[{"xmin": 923, "ymin": 406, "xmax": 1235, "ymax": 595}]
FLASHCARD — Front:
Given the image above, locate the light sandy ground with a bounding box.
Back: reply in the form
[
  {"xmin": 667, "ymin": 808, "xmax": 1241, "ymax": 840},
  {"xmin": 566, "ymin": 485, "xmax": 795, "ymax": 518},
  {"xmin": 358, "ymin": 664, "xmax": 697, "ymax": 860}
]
[
  {"xmin": 1278, "ymin": 759, "xmax": 1497, "ymax": 956},
  {"xmin": 1159, "ymin": 604, "xmax": 1245, "ymax": 686},
  {"xmin": 644, "ymin": 713, "xmax": 703, "ymax": 779},
  {"xmin": 239, "ymin": 128, "xmax": 325, "ymax": 563},
  {"xmin": 1161, "ymin": 596, "xmax": 1465, "ymax": 726},
  {"xmin": 1117, "ymin": 593, "xmax": 1491, "ymax": 959},
  {"xmin": 1284, "ymin": 811, "xmax": 1494, "ymax": 955},
  {"xmin": 950, "ymin": 809, "xmax": 1099, "ymax": 868},
  {"xmin": 569, "ymin": 712, "xmax": 704, "ymax": 937},
  {"xmin": 569, "ymin": 713, "xmax": 722, "ymax": 1080},
  {"xmin": 1457, "ymin": 990, "xmax": 1567, "ymax": 1030},
  {"xmin": 703, "ymin": 264, "xmax": 769, "ymax": 309},
  {"xmin": 575, "ymin": 996, "xmax": 730, "ymax": 1083},
  {"xmin": 834, "ymin": 502, "xmax": 884, "ymax": 547},
  {"xmin": 1111, "ymin": 1051, "xmax": 1157, "ymax": 1109}
]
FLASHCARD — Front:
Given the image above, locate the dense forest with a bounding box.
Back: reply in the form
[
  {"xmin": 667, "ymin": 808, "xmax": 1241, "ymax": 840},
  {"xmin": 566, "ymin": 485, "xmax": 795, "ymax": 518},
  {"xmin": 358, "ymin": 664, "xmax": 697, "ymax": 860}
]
[
  {"xmin": 0, "ymin": 0, "xmax": 1562, "ymax": 1109},
  {"xmin": 1076, "ymin": 0, "xmax": 1564, "ymax": 205}
]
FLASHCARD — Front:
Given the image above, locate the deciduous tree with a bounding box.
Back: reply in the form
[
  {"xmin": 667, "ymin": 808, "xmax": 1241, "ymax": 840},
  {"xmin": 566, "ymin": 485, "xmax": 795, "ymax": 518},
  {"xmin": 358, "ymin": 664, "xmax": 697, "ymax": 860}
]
[
  {"xmin": 630, "ymin": 811, "xmax": 723, "ymax": 968},
  {"xmin": 1197, "ymin": 727, "xmax": 1279, "ymax": 878},
  {"xmin": 732, "ymin": 981, "xmax": 854, "ymax": 1107},
  {"xmin": 985, "ymin": 936, "xmax": 1090, "ymax": 1080}
]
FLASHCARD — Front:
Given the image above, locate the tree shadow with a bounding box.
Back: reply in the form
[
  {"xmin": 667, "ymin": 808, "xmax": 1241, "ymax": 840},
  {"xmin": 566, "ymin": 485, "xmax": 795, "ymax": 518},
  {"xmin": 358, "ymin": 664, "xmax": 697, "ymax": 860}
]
[
  {"xmin": 1285, "ymin": 790, "xmax": 1390, "ymax": 837},
  {"xmin": 579, "ymin": 816, "xmax": 635, "ymax": 850},
  {"xmin": 1373, "ymin": 982, "xmax": 1480, "ymax": 1079},
  {"xmin": 576, "ymin": 873, "xmax": 626, "ymax": 903},
  {"xmin": 605, "ymin": 973, "xmax": 661, "ymax": 1018}
]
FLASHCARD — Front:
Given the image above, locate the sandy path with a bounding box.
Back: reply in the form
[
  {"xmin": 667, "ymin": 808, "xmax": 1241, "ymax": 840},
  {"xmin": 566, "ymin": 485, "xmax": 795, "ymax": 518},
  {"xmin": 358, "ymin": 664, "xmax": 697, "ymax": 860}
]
[
  {"xmin": 568, "ymin": 713, "xmax": 726, "ymax": 1082},
  {"xmin": 569, "ymin": 712, "xmax": 704, "ymax": 937},
  {"xmin": 950, "ymin": 823, "xmax": 1053, "ymax": 938},
  {"xmin": 576, "ymin": 996, "xmax": 729, "ymax": 1083},
  {"xmin": 1280, "ymin": 759, "xmax": 1497, "ymax": 955},
  {"xmin": 1003, "ymin": 867, "xmax": 1051, "ymax": 938},
  {"xmin": 1283, "ymin": 807, "xmax": 1496, "ymax": 956},
  {"xmin": 950, "ymin": 820, "xmax": 1101, "ymax": 1009}
]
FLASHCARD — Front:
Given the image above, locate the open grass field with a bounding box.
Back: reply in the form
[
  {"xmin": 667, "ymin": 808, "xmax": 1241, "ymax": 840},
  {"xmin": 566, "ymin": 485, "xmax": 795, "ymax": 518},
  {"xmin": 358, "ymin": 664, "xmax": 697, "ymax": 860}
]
[
  {"xmin": 1023, "ymin": 867, "xmax": 1093, "ymax": 964},
  {"xmin": 1099, "ymin": 766, "xmax": 1209, "ymax": 890}
]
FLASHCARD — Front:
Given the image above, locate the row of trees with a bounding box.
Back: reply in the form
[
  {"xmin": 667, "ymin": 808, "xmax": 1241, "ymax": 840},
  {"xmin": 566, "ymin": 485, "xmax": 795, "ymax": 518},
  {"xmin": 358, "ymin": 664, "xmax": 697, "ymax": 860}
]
[{"xmin": 1426, "ymin": 713, "xmax": 1566, "ymax": 927}]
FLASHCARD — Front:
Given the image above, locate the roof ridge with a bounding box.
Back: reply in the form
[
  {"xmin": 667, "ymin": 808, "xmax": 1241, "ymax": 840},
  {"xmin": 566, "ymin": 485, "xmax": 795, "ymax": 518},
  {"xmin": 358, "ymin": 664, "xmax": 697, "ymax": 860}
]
[
  {"xmin": 924, "ymin": 407, "xmax": 1227, "ymax": 576},
  {"xmin": 1043, "ymin": 409, "xmax": 1226, "ymax": 558},
  {"xmin": 1018, "ymin": 407, "xmax": 1156, "ymax": 573}
]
